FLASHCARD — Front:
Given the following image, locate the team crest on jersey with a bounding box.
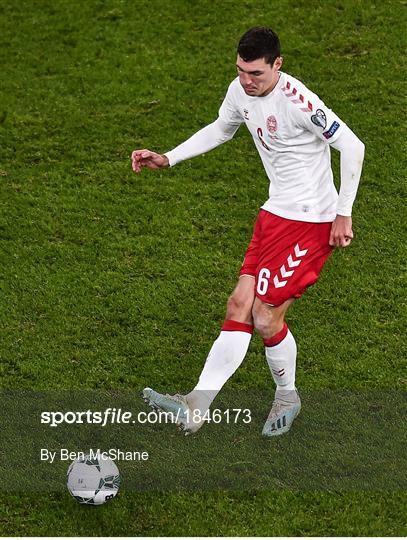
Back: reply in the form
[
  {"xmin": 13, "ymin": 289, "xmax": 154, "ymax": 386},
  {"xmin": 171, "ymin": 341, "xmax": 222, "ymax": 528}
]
[
  {"xmin": 243, "ymin": 109, "xmax": 249, "ymax": 120},
  {"xmin": 266, "ymin": 115, "xmax": 278, "ymax": 135},
  {"xmin": 311, "ymin": 109, "xmax": 327, "ymax": 129}
]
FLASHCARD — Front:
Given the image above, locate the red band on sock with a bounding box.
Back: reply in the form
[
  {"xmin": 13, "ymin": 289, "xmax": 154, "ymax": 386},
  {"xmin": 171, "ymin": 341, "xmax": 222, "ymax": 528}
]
[
  {"xmin": 222, "ymin": 319, "xmax": 254, "ymax": 334},
  {"xmin": 263, "ymin": 323, "xmax": 288, "ymax": 347}
]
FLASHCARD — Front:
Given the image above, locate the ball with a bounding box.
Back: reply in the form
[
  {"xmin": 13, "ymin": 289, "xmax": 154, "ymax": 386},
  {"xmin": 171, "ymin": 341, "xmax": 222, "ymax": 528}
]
[{"xmin": 67, "ymin": 454, "xmax": 121, "ymax": 505}]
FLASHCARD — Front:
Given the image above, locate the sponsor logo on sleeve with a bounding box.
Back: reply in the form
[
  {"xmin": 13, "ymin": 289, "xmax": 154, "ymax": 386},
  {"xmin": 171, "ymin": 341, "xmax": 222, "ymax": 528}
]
[
  {"xmin": 323, "ymin": 121, "xmax": 340, "ymax": 139},
  {"xmin": 311, "ymin": 109, "xmax": 327, "ymax": 128}
]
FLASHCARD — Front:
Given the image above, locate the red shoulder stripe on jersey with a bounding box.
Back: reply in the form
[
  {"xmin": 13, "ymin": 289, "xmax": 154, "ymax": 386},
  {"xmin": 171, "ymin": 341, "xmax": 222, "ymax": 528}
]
[
  {"xmin": 301, "ymin": 100, "xmax": 313, "ymax": 112},
  {"xmin": 282, "ymin": 84, "xmax": 313, "ymax": 113}
]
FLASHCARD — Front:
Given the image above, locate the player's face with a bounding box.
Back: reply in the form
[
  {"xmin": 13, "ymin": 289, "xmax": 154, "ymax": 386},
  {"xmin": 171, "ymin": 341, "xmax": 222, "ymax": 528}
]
[{"xmin": 236, "ymin": 55, "xmax": 283, "ymax": 97}]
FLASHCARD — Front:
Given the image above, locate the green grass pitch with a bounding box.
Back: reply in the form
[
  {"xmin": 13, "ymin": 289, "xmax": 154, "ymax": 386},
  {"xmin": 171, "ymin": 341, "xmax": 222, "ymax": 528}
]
[{"xmin": 0, "ymin": 0, "xmax": 406, "ymax": 536}]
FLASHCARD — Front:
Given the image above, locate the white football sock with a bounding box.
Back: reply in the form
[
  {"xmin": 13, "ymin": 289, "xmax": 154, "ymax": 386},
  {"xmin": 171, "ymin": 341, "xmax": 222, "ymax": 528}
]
[
  {"xmin": 264, "ymin": 324, "xmax": 297, "ymax": 391},
  {"xmin": 186, "ymin": 320, "xmax": 253, "ymax": 412}
]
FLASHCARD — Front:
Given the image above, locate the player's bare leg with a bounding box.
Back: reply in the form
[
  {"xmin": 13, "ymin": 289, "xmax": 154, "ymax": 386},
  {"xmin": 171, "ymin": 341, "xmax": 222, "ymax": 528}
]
[
  {"xmin": 252, "ymin": 297, "xmax": 301, "ymax": 437},
  {"xmin": 223, "ymin": 274, "xmax": 256, "ymax": 324},
  {"xmin": 143, "ymin": 275, "xmax": 256, "ymax": 434}
]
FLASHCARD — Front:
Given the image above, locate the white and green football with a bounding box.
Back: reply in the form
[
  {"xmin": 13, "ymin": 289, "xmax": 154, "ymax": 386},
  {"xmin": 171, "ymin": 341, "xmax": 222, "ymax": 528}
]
[{"xmin": 66, "ymin": 455, "xmax": 121, "ymax": 505}]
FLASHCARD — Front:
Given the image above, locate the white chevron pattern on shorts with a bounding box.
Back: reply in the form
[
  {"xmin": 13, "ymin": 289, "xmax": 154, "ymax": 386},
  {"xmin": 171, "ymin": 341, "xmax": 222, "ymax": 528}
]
[
  {"xmin": 294, "ymin": 243, "xmax": 308, "ymax": 258},
  {"xmin": 273, "ymin": 275, "xmax": 287, "ymax": 288},
  {"xmin": 273, "ymin": 243, "xmax": 308, "ymax": 289},
  {"xmin": 280, "ymin": 264, "xmax": 294, "ymax": 278},
  {"xmin": 287, "ymin": 254, "xmax": 300, "ymax": 268}
]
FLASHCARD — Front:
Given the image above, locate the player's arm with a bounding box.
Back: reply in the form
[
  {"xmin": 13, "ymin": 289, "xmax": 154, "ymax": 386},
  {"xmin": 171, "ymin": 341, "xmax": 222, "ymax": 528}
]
[
  {"xmin": 131, "ymin": 118, "xmax": 239, "ymax": 174},
  {"xmin": 287, "ymin": 84, "xmax": 365, "ymax": 247},
  {"xmin": 131, "ymin": 149, "xmax": 169, "ymax": 173},
  {"xmin": 132, "ymin": 80, "xmax": 243, "ymax": 174},
  {"xmin": 329, "ymin": 126, "xmax": 365, "ymax": 247},
  {"xmin": 164, "ymin": 117, "xmax": 240, "ymax": 166}
]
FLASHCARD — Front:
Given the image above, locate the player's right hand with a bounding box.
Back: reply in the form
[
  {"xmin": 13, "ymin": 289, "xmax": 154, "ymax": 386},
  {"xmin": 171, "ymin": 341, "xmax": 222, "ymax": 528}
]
[{"xmin": 131, "ymin": 149, "xmax": 169, "ymax": 173}]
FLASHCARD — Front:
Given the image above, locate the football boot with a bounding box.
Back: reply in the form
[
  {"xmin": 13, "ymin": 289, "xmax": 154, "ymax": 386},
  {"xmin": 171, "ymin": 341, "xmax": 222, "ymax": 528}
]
[
  {"xmin": 262, "ymin": 388, "xmax": 301, "ymax": 437},
  {"xmin": 142, "ymin": 387, "xmax": 204, "ymax": 435}
]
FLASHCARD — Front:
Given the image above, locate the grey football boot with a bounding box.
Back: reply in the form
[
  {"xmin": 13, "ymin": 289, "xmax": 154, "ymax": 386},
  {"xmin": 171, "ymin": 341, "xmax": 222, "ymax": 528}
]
[
  {"xmin": 262, "ymin": 388, "xmax": 301, "ymax": 437},
  {"xmin": 142, "ymin": 387, "xmax": 204, "ymax": 435}
]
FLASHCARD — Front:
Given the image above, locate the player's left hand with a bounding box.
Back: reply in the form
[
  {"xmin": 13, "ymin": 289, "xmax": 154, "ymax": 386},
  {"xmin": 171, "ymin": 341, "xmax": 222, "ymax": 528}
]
[{"xmin": 329, "ymin": 215, "xmax": 353, "ymax": 247}]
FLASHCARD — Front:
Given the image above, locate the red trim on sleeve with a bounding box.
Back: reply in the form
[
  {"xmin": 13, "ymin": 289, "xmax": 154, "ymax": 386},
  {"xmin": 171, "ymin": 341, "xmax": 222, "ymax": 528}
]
[
  {"xmin": 222, "ymin": 319, "xmax": 254, "ymax": 334},
  {"xmin": 263, "ymin": 323, "xmax": 288, "ymax": 347}
]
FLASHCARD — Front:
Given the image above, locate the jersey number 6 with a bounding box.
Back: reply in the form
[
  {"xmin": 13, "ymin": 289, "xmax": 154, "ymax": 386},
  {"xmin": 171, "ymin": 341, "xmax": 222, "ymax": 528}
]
[{"xmin": 257, "ymin": 268, "xmax": 271, "ymax": 295}]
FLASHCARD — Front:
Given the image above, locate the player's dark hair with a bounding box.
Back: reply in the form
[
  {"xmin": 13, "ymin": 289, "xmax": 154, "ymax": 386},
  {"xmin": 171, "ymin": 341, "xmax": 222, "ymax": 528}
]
[{"xmin": 238, "ymin": 27, "xmax": 281, "ymax": 66}]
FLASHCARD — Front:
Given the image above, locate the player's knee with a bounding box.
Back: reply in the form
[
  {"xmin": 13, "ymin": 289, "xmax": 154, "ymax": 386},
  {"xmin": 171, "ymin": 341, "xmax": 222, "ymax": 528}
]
[
  {"xmin": 226, "ymin": 291, "xmax": 253, "ymax": 321},
  {"xmin": 252, "ymin": 301, "xmax": 284, "ymax": 338}
]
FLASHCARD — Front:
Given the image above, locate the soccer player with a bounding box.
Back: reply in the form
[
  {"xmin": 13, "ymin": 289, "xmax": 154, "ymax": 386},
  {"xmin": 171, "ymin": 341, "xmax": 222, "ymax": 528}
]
[{"xmin": 132, "ymin": 27, "xmax": 365, "ymax": 436}]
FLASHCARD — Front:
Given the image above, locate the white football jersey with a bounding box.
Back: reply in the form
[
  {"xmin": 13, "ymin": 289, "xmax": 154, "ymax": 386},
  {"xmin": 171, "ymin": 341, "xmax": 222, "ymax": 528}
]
[{"xmin": 218, "ymin": 72, "xmax": 345, "ymax": 222}]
